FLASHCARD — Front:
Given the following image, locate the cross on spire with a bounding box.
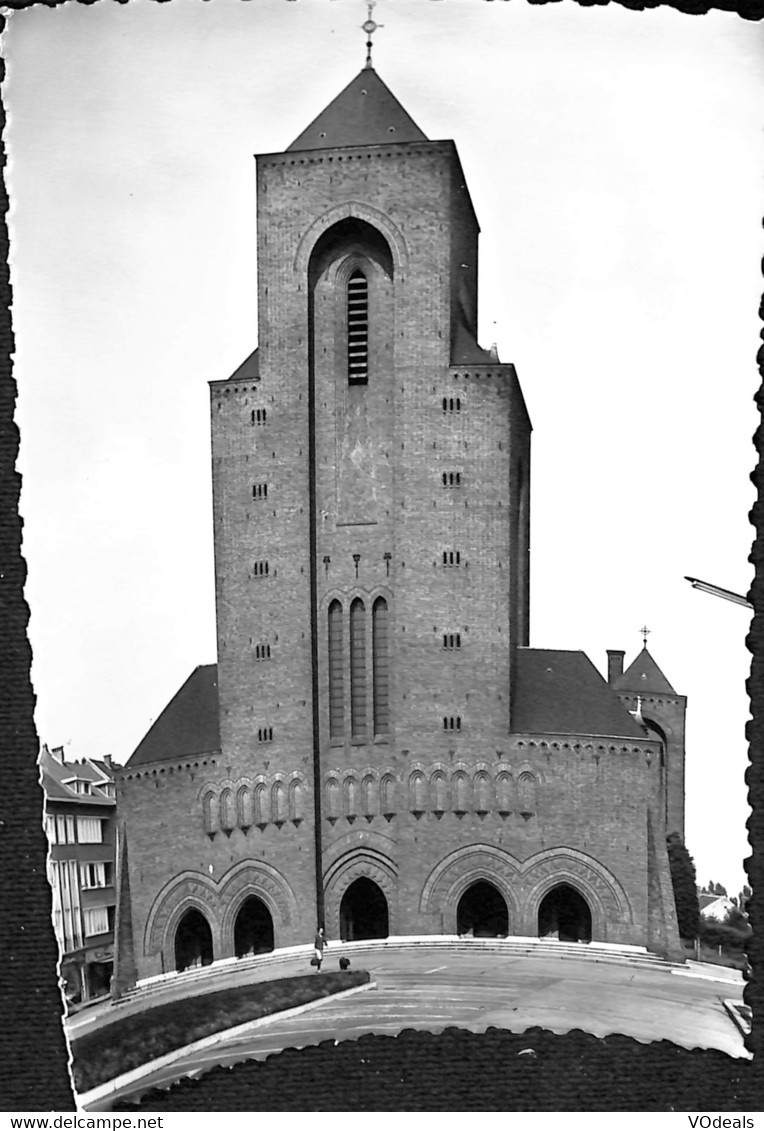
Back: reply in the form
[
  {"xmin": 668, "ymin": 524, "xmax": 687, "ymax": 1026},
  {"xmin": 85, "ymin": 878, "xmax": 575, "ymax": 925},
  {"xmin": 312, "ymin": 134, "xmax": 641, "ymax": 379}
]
[
  {"xmin": 640, "ymin": 625, "xmax": 651, "ymax": 648},
  {"xmin": 362, "ymin": 1, "xmax": 383, "ymax": 69}
]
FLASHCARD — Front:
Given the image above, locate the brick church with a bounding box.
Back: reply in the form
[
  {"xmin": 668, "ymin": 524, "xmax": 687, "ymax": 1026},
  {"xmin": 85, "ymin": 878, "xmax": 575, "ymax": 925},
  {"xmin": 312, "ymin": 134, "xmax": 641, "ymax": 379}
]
[{"xmin": 115, "ymin": 59, "xmax": 687, "ymax": 985}]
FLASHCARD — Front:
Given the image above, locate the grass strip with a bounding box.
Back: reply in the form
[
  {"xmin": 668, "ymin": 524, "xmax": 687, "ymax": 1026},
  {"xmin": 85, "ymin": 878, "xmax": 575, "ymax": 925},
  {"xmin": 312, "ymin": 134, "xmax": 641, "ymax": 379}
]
[{"xmin": 72, "ymin": 969, "xmax": 370, "ymax": 1093}]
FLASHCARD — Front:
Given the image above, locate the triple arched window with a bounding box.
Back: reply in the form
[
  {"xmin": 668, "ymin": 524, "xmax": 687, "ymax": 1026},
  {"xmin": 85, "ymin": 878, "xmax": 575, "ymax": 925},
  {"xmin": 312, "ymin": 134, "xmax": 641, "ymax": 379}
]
[
  {"xmin": 327, "ymin": 596, "xmax": 389, "ymax": 739},
  {"xmin": 347, "ymin": 269, "xmax": 369, "ymax": 385}
]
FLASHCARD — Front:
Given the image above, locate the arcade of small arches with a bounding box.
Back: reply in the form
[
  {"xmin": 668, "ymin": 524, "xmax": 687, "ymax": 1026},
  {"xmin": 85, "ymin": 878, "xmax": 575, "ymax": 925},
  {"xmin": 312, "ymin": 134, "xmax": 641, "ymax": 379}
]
[
  {"xmin": 323, "ymin": 763, "xmax": 541, "ymax": 822},
  {"xmin": 200, "ymin": 772, "xmax": 308, "ymax": 836},
  {"xmin": 146, "ymin": 846, "xmax": 631, "ymax": 972}
]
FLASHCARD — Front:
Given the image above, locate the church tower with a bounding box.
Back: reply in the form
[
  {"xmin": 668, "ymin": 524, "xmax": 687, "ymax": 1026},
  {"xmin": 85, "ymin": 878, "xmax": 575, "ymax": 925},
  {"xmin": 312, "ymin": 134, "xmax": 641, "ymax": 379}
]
[
  {"xmin": 117, "ymin": 55, "xmax": 683, "ymax": 978},
  {"xmin": 211, "ymin": 64, "xmax": 531, "ymax": 935}
]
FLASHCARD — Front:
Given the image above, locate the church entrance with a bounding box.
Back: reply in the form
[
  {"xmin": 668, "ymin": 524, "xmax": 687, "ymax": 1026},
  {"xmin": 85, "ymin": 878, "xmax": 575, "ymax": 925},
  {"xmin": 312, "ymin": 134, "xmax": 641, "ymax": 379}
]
[
  {"xmin": 233, "ymin": 896, "xmax": 274, "ymax": 958},
  {"xmin": 538, "ymin": 884, "xmax": 592, "ymax": 943},
  {"xmin": 174, "ymin": 908, "xmax": 214, "ymax": 972},
  {"xmin": 457, "ymin": 881, "xmax": 509, "ymax": 937},
  {"xmin": 339, "ymin": 878, "xmax": 389, "ymax": 941}
]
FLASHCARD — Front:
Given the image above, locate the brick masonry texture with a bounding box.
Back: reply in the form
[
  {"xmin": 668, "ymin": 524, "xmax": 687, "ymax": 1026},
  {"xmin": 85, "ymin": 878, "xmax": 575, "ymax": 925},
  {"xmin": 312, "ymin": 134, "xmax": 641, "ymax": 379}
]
[{"xmin": 117, "ymin": 110, "xmax": 684, "ymax": 981}]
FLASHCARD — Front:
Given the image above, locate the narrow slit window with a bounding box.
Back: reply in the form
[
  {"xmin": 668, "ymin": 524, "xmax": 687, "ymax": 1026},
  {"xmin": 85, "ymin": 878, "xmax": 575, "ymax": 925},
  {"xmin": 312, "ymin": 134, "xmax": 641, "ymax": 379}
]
[
  {"xmin": 347, "ymin": 270, "xmax": 369, "ymax": 385},
  {"xmin": 252, "ymin": 408, "xmax": 268, "ymax": 425},
  {"xmin": 252, "ymin": 483, "xmax": 268, "ymax": 499},
  {"xmin": 328, "ymin": 600, "xmax": 344, "ymax": 738},
  {"xmin": 373, "ymin": 597, "xmax": 390, "ymax": 735},
  {"xmin": 350, "ymin": 598, "xmax": 367, "ymax": 736}
]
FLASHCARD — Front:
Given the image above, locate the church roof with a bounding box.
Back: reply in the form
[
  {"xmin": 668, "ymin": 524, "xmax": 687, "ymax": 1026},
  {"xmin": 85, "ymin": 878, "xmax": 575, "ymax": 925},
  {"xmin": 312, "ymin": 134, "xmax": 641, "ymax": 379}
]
[
  {"xmin": 127, "ymin": 665, "xmax": 220, "ymax": 767},
  {"xmin": 287, "ymin": 67, "xmax": 428, "ymax": 152},
  {"xmin": 513, "ymin": 648, "xmax": 646, "ymax": 739},
  {"xmin": 612, "ymin": 647, "xmax": 677, "ymax": 696},
  {"xmin": 227, "ymin": 347, "xmax": 259, "ymax": 382},
  {"xmin": 451, "ymin": 322, "xmax": 496, "ymax": 366}
]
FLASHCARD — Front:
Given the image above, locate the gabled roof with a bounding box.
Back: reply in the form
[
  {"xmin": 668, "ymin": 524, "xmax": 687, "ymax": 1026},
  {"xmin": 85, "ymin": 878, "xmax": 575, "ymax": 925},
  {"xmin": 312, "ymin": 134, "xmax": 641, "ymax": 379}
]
[
  {"xmin": 613, "ymin": 647, "xmax": 677, "ymax": 696},
  {"xmin": 39, "ymin": 747, "xmax": 116, "ymax": 808},
  {"xmin": 287, "ymin": 67, "xmax": 428, "ymax": 152},
  {"xmin": 127, "ymin": 665, "xmax": 220, "ymax": 767},
  {"xmin": 513, "ymin": 648, "xmax": 646, "ymax": 739}
]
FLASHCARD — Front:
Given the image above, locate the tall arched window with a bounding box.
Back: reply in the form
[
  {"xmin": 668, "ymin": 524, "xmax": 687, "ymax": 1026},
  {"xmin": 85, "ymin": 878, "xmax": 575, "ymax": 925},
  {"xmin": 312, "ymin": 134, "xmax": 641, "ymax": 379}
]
[
  {"xmin": 328, "ymin": 600, "xmax": 344, "ymax": 738},
  {"xmin": 347, "ymin": 269, "xmax": 369, "ymax": 384},
  {"xmin": 372, "ymin": 597, "xmax": 389, "ymax": 735},
  {"xmin": 350, "ymin": 598, "xmax": 367, "ymax": 737}
]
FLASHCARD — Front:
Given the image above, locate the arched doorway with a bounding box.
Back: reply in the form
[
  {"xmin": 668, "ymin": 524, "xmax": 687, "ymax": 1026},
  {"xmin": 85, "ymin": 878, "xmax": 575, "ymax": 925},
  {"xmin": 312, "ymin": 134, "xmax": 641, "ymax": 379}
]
[
  {"xmin": 457, "ymin": 880, "xmax": 509, "ymax": 937},
  {"xmin": 339, "ymin": 877, "xmax": 389, "ymax": 941},
  {"xmin": 233, "ymin": 896, "xmax": 274, "ymax": 958},
  {"xmin": 174, "ymin": 908, "xmax": 214, "ymax": 972},
  {"xmin": 538, "ymin": 884, "xmax": 592, "ymax": 943}
]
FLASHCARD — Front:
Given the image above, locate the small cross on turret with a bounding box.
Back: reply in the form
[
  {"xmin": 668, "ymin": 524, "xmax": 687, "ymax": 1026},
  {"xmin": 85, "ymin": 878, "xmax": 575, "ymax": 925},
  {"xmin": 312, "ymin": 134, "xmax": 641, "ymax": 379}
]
[
  {"xmin": 362, "ymin": 1, "xmax": 383, "ymax": 69},
  {"xmin": 640, "ymin": 625, "xmax": 651, "ymax": 648}
]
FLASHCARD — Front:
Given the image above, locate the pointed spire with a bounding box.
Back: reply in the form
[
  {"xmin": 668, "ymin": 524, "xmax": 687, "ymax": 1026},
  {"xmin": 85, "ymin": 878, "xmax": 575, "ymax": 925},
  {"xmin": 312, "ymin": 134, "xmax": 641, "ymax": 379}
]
[{"xmin": 287, "ymin": 68, "xmax": 428, "ymax": 153}]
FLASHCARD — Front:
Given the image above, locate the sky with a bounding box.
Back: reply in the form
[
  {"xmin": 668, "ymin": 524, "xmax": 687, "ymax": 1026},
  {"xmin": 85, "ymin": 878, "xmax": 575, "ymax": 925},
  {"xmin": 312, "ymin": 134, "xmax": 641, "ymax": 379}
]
[{"xmin": 5, "ymin": 0, "xmax": 761, "ymax": 896}]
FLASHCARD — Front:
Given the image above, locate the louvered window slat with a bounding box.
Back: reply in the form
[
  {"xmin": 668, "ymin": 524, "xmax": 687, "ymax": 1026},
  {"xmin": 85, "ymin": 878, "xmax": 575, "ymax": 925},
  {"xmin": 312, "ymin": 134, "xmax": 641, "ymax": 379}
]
[{"xmin": 347, "ymin": 270, "xmax": 369, "ymax": 385}]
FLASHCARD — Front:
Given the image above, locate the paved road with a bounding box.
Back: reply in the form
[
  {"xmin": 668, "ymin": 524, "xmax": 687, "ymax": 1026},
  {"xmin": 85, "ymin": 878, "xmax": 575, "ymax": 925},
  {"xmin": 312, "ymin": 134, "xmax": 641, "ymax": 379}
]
[{"xmin": 86, "ymin": 946, "xmax": 747, "ymax": 1108}]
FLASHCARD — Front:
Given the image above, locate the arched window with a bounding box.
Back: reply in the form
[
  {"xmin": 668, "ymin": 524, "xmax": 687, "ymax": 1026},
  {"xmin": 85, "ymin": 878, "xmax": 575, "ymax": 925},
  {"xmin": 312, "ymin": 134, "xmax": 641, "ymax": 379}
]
[
  {"xmin": 362, "ymin": 774, "xmax": 378, "ymax": 816},
  {"xmin": 350, "ymin": 598, "xmax": 367, "ymax": 737},
  {"xmin": 237, "ymin": 786, "xmax": 253, "ymax": 829},
  {"xmin": 518, "ymin": 771, "xmax": 536, "ymax": 814},
  {"xmin": 328, "ymin": 600, "xmax": 344, "ymax": 738},
  {"xmin": 254, "ymin": 782, "xmax": 270, "ymax": 826},
  {"xmin": 271, "ymin": 781, "xmax": 286, "ymax": 823},
  {"xmin": 347, "ymin": 269, "xmax": 369, "ymax": 384},
  {"xmin": 202, "ymin": 791, "xmax": 218, "ymax": 836},
  {"xmin": 372, "ymin": 597, "xmax": 389, "ymax": 735},
  {"xmin": 288, "ymin": 778, "xmax": 304, "ymax": 822},
  {"xmin": 344, "ymin": 776, "xmax": 358, "ymax": 817},
  {"xmin": 431, "ymin": 771, "xmax": 448, "ymax": 812},
  {"xmin": 219, "ymin": 788, "xmax": 236, "ymax": 832},
  {"xmin": 380, "ymin": 773, "xmax": 396, "ymax": 815},
  {"xmin": 409, "ymin": 771, "xmax": 427, "ymax": 812}
]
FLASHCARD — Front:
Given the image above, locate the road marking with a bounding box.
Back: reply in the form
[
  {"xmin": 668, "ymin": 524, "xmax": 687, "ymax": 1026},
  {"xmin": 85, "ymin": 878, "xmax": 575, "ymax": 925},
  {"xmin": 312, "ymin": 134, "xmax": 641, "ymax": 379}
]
[{"xmin": 425, "ymin": 965, "xmax": 448, "ymax": 973}]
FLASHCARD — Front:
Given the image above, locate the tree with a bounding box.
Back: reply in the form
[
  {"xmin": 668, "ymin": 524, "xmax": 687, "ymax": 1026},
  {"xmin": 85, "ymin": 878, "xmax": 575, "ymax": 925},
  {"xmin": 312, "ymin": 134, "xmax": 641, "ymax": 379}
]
[
  {"xmin": 714, "ymin": 881, "xmax": 728, "ymax": 896},
  {"xmin": 667, "ymin": 833, "xmax": 700, "ymax": 939}
]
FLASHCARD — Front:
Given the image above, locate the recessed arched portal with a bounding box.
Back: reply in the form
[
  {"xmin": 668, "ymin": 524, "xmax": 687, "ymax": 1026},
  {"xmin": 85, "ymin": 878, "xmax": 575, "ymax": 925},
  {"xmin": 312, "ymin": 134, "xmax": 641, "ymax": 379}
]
[
  {"xmin": 174, "ymin": 908, "xmax": 213, "ymax": 972},
  {"xmin": 339, "ymin": 877, "xmax": 389, "ymax": 941},
  {"xmin": 538, "ymin": 884, "xmax": 592, "ymax": 943},
  {"xmin": 457, "ymin": 880, "xmax": 509, "ymax": 938},
  {"xmin": 233, "ymin": 896, "xmax": 274, "ymax": 958}
]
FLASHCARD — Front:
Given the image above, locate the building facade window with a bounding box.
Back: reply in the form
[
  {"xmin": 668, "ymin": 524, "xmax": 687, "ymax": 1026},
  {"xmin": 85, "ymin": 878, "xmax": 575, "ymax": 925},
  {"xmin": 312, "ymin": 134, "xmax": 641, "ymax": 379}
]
[
  {"xmin": 84, "ymin": 906, "xmax": 110, "ymax": 937},
  {"xmin": 350, "ymin": 597, "xmax": 367, "ymax": 736},
  {"xmin": 443, "ymin": 633, "xmax": 461, "ymax": 649},
  {"xmin": 80, "ymin": 862, "xmax": 109, "ymax": 889},
  {"xmin": 253, "ymin": 561, "xmax": 269, "ymax": 577},
  {"xmin": 442, "ymin": 396, "xmax": 462, "ymax": 413},
  {"xmin": 254, "ymin": 643, "xmax": 271, "ymax": 660},
  {"xmin": 77, "ymin": 817, "xmax": 103, "ymax": 844},
  {"xmin": 442, "ymin": 551, "xmax": 462, "ymax": 567},
  {"xmin": 347, "ymin": 269, "xmax": 369, "ymax": 384},
  {"xmin": 257, "ymin": 727, "xmax": 273, "ymax": 743},
  {"xmin": 251, "ymin": 408, "xmax": 267, "ymax": 425},
  {"xmin": 372, "ymin": 597, "xmax": 390, "ymax": 735},
  {"xmin": 252, "ymin": 483, "xmax": 268, "ymax": 499},
  {"xmin": 443, "ymin": 716, "xmax": 462, "ymax": 731},
  {"xmin": 328, "ymin": 600, "xmax": 344, "ymax": 739}
]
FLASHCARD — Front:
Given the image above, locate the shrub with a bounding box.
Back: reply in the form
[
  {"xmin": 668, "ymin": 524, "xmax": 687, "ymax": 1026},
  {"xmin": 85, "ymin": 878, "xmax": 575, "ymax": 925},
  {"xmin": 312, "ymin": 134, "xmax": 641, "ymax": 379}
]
[
  {"xmin": 72, "ymin": 969, "xmax": 369, "ymax": 1093},
  {"xmin": 666, "ymin": 833, "xmax": 700, "ymax": 940}
]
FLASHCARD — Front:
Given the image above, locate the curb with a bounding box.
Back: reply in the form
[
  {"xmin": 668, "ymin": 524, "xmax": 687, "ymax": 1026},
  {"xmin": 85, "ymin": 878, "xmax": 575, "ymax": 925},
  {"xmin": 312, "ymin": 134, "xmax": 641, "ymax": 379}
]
[
  {"xmin": 77, "ymin": 979, "xmax": 376, "ymax": 1110},
  {"xmin": 722, "ymin": 997, "xmax": 751, "ymax": 1038}
]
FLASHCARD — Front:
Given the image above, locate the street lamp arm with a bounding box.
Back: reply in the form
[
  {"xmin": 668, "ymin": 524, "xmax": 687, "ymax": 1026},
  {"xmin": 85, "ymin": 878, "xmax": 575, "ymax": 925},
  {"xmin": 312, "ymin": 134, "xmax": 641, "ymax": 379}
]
[{"xmin": 684, "ymin": 576, "xmax": 752, "ymax": 609}]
